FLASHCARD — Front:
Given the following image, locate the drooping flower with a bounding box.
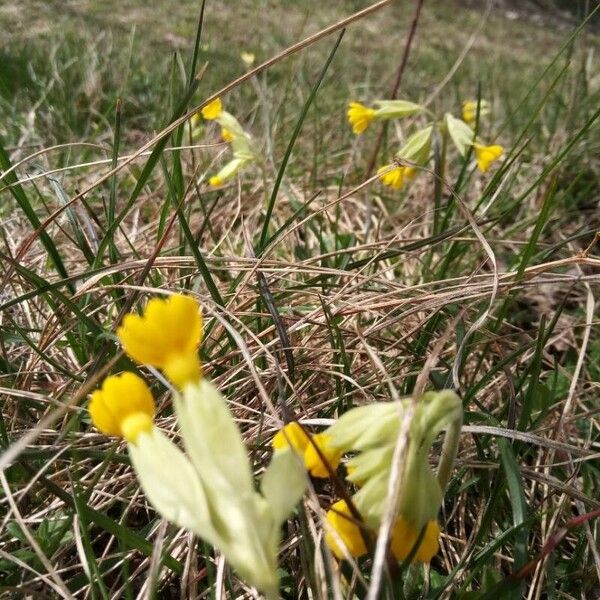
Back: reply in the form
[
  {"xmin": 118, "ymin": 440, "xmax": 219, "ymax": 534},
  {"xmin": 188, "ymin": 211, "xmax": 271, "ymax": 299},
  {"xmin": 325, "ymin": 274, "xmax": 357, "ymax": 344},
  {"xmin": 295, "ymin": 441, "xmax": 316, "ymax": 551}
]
[
  {"xmin": 117, "ymin": 294, "xmax": 203, "ymax": 389},
  {"xmin": 273, "ymin": 424, "xmax": 341, "ymax": 478},
  {"xmin": 303, "ymin": 433, "xmax": 342, "ymax": 478},
  {"xmin": 347, "ymin": 100, "xmax": 423, "ymax": 135},
  {"xmin": 325, "ymin": 500, "xmax": 368, "ymax": 559},
  {"xmin": 240, "ymin": 51, "xmax": 255, "ymax": 66},
  {"xmin": 221, "ymin": 127, "xmax": 234, "ymax": 143},
  {"xmin": 201, "ymin": 98, "xmax": 223, "ymax": 120},
  {"xmin": 89, "ymin": 372, "xmax": 155, "ymax": 444},
  {"xmin": 462, "ymin": 99, "xmax": 490, "ymax": 126},
  {"xmin": 208, "ymin": 157, "xmax": 248, "ymax": 188},
  {"xmin": 473, "ymin": 143, "xmax": 503, "ymax": 172},
  {"xmin": 377, "ymin": 165, "xmax": 415, "ymax": 190},
  {"xmin": 347, "ymin": 102, "xmax": 377, "ymax": 134},
  {"xmin": 323, "ymin": 390, "xmax": 462, "ymax": 564},
  {"xmin": 391, "ymin": 517, "xmax": 440, "ymax": 563}
]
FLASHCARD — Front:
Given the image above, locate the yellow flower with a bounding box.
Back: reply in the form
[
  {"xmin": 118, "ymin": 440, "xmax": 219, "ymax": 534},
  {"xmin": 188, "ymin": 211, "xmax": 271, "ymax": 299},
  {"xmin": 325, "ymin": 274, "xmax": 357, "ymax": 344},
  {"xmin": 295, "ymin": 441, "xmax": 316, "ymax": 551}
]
[
  {"xmin": 221, "ymin": 128, "xmax": 234, "ymax": 143},
  {"xmin": 347, "ymin": 101, "xmax": 376, "ymax": 134},
  {"xmin": 304, "ymin": 433, "xmax": 342, "ymax": 478},
  {"xmin": 325, "ymin": 500, "xmax": 368, "ymax": 559},
  {"xmin": 390, "ymin": 517, "xmax": 440, "ymax": 563},
  {"xmin": 377, "ymin": 165, "xmax": 415, "ymax": 190},
  {"xmin": 240, "ymin": 51, "xmax": 255, "ymax": 66},
  {"xmin": 117, "ymin": 294, "xmax": 203, "ymax": 389},
  {"xmin": 201, "ymin": 98, "xmax": 223, "ymax": 120},
  {"xmin": 209, "ymin": 175, "xmax": 223, "ymax": 187},
  {"xmin": 89, "ymin": 372, "xmax": 155, "ymax": 444},
  {"xmin": 462, "ymin": 99, "xmax": 490, "ymax": 126},
  {"xmin": 272, "ymin": 422, "xmax": 310, "ymax": 455},
  {"xmin": 473, "ymin": 143, "xmax": 503, "ymax": 172}
]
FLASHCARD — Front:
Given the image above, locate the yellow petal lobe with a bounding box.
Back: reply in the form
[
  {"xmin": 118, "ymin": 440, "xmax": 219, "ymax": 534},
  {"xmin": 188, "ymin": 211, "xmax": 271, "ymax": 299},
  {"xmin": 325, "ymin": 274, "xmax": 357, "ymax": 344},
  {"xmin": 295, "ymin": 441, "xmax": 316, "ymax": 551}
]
[
  {"xmin": 221, "ymin": 128, "xmax": 234, "ymax": 143},
  {"xmin": 201, "ymin": 98, "xmax": 223, "ymax": 120},
  {"xmin": 347, "ymin": 101, "xmax": 376, "ymax": 135},
  {"xmin": 325, "ymin": 500, "xmax": 367, "ymax": 559},
  {"xmin": 89, "ymin": 372, "xmax": 155, "ymax": 444},
  {"xmin": 474, "ymin": 143, "xmax": 503, "ymax": 172},
  {"xmin": 209, "ymin": 175, "xmax": 223, "ymax": 187},
  {"xmin": 304, "ymin": 433, "xmax": 342, "ymax": 478},
  {"xmin": 391, "ymin": 517, "xmax": 440, "ymax": 563},
  {"xmin": 117, "ymin": 294, "xmax": 203, "ymax": 388},
  {"xmin": 377, "ymin": 164, "xmax": 405, "ymax": 190},
  {"xmin": 272, "ymin": 422, "xmax": 310, "ymax": 454}
]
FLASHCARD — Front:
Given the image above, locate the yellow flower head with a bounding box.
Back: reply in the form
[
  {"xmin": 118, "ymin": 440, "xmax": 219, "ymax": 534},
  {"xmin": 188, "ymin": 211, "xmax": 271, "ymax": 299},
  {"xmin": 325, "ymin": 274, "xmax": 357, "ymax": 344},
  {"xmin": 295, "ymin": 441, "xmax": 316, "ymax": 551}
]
[
  {"xmin": 201, "ymin": 98, "xmax": 223, "ymax": 120},
  {"xmin": 462, "ymin": 99, "xmax": 490, "ymax": 126},
  {"xmin": 304, "ymin": 433, "xmax": 342, "ymax": 478},
  {"xmin": 209, "ymin": 175, "xmax": 223, "ymax": 187},
  {"xmin": 325, "ymin": 500, "xmax": 368, "ymax": 560},
  {"xmin": 89, "ymin": 372, "xmax": 155, "ymax": 444},
  {"xmin": 377, "ymin": 164, "xmax": 415, "ymax": 190},
  {"xmin": 221, "ymin": 128, "xmax": 234, "ymax": 143},
  {"xmin": 240, "ymin": 51, "xmax": 255, "ymax": 66},
  {"xmin": 474, "ymin": 143, "xmax": 503, "ymax": 172},
  {"xmin": 272, "ymin": 422, "xmax": 310, "ymax": 455},
  {"xmin": 347, "ymin": 101, "xmax": 376, "ymax": 135},
  {"xmin": 117, "ymin": 294, "xmax": 203, "ymax": 389},
  {"xmin": 391, "ymin": 517, "xmax": 440, "ymax": 563}
]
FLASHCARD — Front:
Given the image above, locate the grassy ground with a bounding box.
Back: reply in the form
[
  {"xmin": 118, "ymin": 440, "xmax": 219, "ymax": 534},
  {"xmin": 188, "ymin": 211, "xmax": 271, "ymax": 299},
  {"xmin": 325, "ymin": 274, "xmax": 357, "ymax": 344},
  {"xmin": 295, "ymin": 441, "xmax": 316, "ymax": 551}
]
[{"xmin": 1, "ymin": 0, "xmax": 599, "ymax": 598}]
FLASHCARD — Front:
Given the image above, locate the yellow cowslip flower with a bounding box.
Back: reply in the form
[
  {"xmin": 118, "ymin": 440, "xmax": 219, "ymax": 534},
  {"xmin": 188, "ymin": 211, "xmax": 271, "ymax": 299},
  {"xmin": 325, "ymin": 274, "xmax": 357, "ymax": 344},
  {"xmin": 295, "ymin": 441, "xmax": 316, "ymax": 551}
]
[
  {"xmin": 474, "ymin": 143, "xmax": 503, "ymax": 172},
  {"xmin": 201, "ymin": 98, "xmax": 223, "ymax": 120},
  {"xmin": 221, "ymin": 127, "xmax": 234, "ymax": 143},
  {"xmin": 272, "ymin": 421, "xmax": 310, "ymax": 454},
  {"xmin": 240, "ymin": 51, "xmax": 255, "ymax": 66},
  {"xmin": 304, "ymin": 433, "xmax": 342, "ymax": 478},
  {"xmin": 324, "ymin": 391, "xmax": 462, "ymax": 566},
  {"xmin": 325, "ymin": 500, "xmax": 368, "ymax": 559},
  {"xmin": 347, "ymin": 102, "xmax": 376, "ymax": 134},
  {"xmin": 462, "ymin": 99, "xmax": 490, "ymax": 126},
  {"xmin": 390, "ymin": 517, "xmax": 440, "ymax": 563},
  {"xmin": 377, "ymin": 165, "xmax": 416, "ymax": 190},
  {"xmin": 89, "ymin": 372, "xmax": 155, "ymax": 444},
  {"xmin": 117, "ymin": 294, "xmax": 203, "ymax": 389},
  {"xmin": 347, "ymin": 100, "xmax": 424, "ymax": 134}
]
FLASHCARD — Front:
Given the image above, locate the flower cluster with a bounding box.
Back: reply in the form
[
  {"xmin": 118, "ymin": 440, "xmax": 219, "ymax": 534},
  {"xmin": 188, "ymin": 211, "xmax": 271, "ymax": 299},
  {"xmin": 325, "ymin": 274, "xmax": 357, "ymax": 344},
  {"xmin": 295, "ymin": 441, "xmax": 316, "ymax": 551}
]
[
  {"xmin": 318, "ymin": 391, "xmax": 462, "ymax": 564},
  {"xmin": 199, "ymin": 98, "xmax": 261, "ymax": 187},
  {"xmin": 347, "ymin": 97, "xmax": 504, "ymax": 190},
  {"xmin": 89, "ymin": 295, "xmax": 306, "ymax": 599}
]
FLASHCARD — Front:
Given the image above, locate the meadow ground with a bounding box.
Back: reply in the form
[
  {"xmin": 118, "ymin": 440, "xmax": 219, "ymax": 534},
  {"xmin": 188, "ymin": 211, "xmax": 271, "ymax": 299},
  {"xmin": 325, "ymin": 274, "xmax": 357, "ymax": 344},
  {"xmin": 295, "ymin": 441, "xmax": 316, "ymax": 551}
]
[{"xmin": 0, "ymin": 0, "xmax": 599, "ymax": 598}]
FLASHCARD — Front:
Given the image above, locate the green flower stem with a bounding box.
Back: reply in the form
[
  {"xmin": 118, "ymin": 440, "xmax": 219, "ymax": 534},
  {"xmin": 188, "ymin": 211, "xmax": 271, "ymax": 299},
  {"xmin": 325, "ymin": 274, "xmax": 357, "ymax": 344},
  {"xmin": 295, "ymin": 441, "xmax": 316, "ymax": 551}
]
[{"xmin": 436, "ymin": 410, "xmax": 463, "ymax": 493}]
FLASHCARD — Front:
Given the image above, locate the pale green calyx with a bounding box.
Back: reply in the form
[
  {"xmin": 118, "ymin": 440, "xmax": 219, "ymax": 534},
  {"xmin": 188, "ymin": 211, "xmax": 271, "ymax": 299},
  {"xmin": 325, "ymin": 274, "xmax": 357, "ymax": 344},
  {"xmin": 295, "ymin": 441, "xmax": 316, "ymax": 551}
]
[
  {"xmin": 326, "ymin": 390, "xmax": 462, "ymax": 531},
  {"xmin": 395, "ymin": 124, "xmax": 434, "ymax": 166},
  {"xmin": 373, "ymin": 99, "xmax": 424, "ymax": 120},
  {"xmin": 445, "ymin": 112, "xmax": 475, "ymax": 157},
  {"xmin": 129, "ymin": 379, "xmax": 307, "ymax": 599}
]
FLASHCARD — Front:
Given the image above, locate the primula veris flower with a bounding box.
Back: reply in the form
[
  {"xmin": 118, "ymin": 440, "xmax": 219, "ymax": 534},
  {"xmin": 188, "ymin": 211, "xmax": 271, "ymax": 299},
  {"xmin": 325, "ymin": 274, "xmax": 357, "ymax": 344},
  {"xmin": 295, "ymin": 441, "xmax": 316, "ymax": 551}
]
[
  {"xmin": 221, "ymin": 127, "xmax": 234, "ymax": 143},
  {"xmin": 303, "ymin": 433, "xmax": 342, "ymax": 478},
  {"xmin": 462, "ymin": 99, "xmax": 490, "ymax": 126},
  {"xmin": 94, "ymin": 375, "xmax": 307, "ymax": 599},
  {"xmin": 201, "ymin": 98, "xmax": 223, "ymax": 120},
  {"xmin": 325, "ymin": 500, "xmax": 368, "ymax": 559},
  {"xmin": 272, "ymin": 422, "xmax": 310, "ymax": 454},
  {"xmin": 273, "ymin": 424, "xmax": 341, "ymax": 478},
  {"xmin": 377, "ymin": 165, "xmax": 416, "ymax": 190},
  {"xmin": 324, "ymin": 390, "xmax": 462, "ymax": 564},
  {"xmin": 240, "ymin": 51, "xmax": 255, "ymax": 66},
  {"xmin": 208, "ymin": 156, "xmax": 248, "ymax": 187},
  {"xmin": 474, "ymin": 143, "xmax": 503, "ymax": 172},
  {"xmin": 117, "ymin": 294, "xmax": 202, "ymax": 389},
  {"xmin": 89, "ymin": 372, "xmax": 155, "ymax": 444},
  {"xmin": 347, "ymin": 102, "xmax": 377, "ymax": 134},
  {"xmin": 391, "ymin": 517, "xmax": 440, "ymax": 563},
  {"xmin": 347, "ymin": 100, "xmax": 423, "ymax": 135}
]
